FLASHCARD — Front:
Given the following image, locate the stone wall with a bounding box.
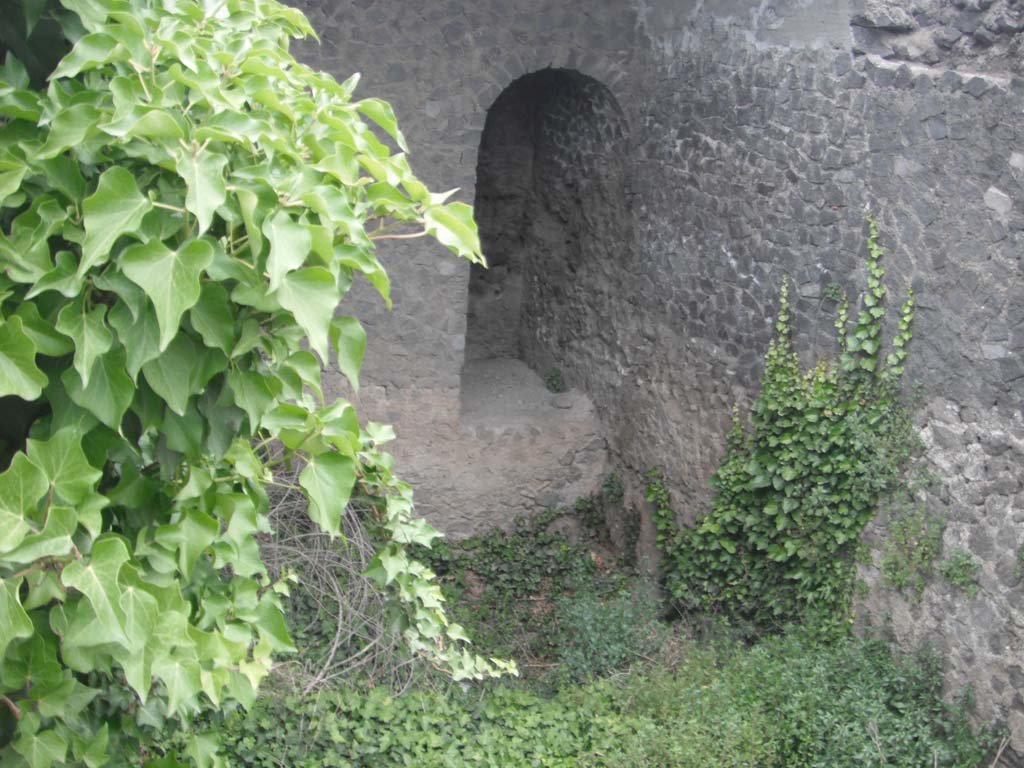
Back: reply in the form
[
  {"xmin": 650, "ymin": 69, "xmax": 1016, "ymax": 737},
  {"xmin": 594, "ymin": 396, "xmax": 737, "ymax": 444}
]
[
  {"xmin": 289, "ymin": 0, "xmax": 1024, "ymax": 749},
  {"xmin": 850, "ymin": 0, "xmax": 1024, "ymax": 74},
  {"xmin": 629, "ymin": 2, "xmax": 1023, "ymax": 748}
]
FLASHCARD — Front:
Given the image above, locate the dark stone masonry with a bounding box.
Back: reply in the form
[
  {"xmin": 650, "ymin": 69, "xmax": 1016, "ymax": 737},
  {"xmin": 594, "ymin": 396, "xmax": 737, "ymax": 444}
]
[{"xmin": 289, "ymin": 0, "xmax": 1024, "ymax": 749}]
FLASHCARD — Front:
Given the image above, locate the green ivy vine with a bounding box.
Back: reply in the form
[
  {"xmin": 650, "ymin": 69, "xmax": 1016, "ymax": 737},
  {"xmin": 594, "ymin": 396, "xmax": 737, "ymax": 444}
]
[
  {"xmin": 655, "ymin": 217, "xmax": 918, "ymax": 632},
  {"xmin": 880, "ymin": 505, "xmax": 945, "ymax": 598},
  {"xmin": 0, "ymin": 0, "xmax": 512, "ymax": 765}
]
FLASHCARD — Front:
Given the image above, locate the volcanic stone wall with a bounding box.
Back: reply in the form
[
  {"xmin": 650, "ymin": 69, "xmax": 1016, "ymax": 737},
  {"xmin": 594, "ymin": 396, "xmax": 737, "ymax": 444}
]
[
  {"xmin": 290, "ymin": 0, "xmax": 1024, "ymax": 748},
  {"xmin": 629, "ymin": 4, "xmax": 1024, "ymax": 747}
]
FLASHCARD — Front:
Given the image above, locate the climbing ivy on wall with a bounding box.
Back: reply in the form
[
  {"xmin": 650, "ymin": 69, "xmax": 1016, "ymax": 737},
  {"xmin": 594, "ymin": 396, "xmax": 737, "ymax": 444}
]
[
  {"xmin": 655, "ymin": 217, "xmax": 918, "ymax": 632},
  {"xmin": 0, "ymin": 0, "xmax": 512, "ymax": 765}
]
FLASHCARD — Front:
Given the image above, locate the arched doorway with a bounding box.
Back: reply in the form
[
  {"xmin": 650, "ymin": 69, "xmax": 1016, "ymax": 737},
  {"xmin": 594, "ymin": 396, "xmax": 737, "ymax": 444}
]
[{"xmin": 463, "ymin": 68, "xmax": 631, "ymax": 389}]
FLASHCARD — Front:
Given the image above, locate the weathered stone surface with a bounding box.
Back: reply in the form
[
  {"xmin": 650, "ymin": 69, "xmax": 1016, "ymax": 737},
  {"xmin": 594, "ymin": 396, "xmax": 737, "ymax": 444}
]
[
  {"xmin": 986, "ymin": 185, "xmax": 1015, "ymax": 215},
  {"xmin": 328, "ymin": 360, "xmax": 609, "ymax": 538},
  {"xmin": 289, "ymin": 0, "xmax": 1024, "ymax": 750},
  {"xmin": 851, "ymin": 0, "xmax": 917, "ymax": 31},
  {"xmin": 860, "ymin": 399, "xmax": 1024, "ymax": 752},
  {"xmin": 850, "ymin": 0, "xmax": 1024, "ymax": 74}
]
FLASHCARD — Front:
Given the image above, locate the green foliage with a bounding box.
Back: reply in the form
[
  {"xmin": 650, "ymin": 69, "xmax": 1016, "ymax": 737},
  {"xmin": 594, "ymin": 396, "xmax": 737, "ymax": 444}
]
[
  {"xmin": 159, "ymin": 632, "xmax": 998, "ymax": 768},
  {"xmin": 157, "ymin": 494, "xmax": 999, "ymax": 767},
  {"xmin": 0, "ymin": 0, "xmax": 72, "ymax": 88},
  {"xmin": 573, "ymin": 496, "xmax": 606, "ymax": 542},
  {"xmin": 555, "ymin": 587, "xmax": 663, "ymax": 681},
  {"xmin": 544, "ymin": 367, "xmax": 567, "ymax": 393},
  {"xmin": 881, "ymin": 505, "xmax": 945, "ymax": 597},
  {"xmin": 601, "ymin": 472, "xmax": 624, "ymax": 507},
  {"xmin": 645, "ymin": 467, "xmax": 675, "ymax": 551},
  {"xmin": 418, "ymin": 508, "xmax": 601, "ymax": 663},
  {"xmin": 601, "ymin": 472, "xmax": 642, "ymax": 565},
  {"xmin": 0, "ymin": 0, "xmax": 511, "ymax": 763},
  {"xmin": 417, "ymin": 493, "xmax": 649, "ymax": 674},
  {"xmin": 823, "ymin": 281, "xmax": 845, "ymax": 303},
  {"xmin": 657, "ymin": 219, "xmax": 919, "ymax": 631},
  {"xmin": 940, "ymin": 549, "xmax": 981, "ymax": 598}
]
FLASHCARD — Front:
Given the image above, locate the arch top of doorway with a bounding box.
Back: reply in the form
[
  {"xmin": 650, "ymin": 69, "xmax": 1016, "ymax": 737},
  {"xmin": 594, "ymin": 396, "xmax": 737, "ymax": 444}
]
[{"xmin": 468, "ymin": 46, "xmax": 634, "ymax": 135}]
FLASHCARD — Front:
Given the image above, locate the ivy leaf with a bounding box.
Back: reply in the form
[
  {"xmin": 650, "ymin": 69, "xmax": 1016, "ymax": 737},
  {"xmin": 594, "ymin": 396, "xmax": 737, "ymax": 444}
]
[
  {"xmin": 102, "ymin": 108, "xmax": 186, "ymax": 141},
  {"xmin": 227, "ymin": 368, "xmax": 277, "ymax": 430},
  {"xmin": 0, "ymin": 167, "xmax": 27, "ymax": 205},
  {"xmin": 34, "ymin": 676, "xmax": 100, "ymax": 724},
  {"xmin": 298, "ymin": 453, "xmax": 356, "ymax": 536},
  {"xmin": 423, "ymin": 202, "xmax": 482, "ymax": 262},
  {"xmin": 37, "ymin": 103, "xmax": 101, "ymax": 160},
  {"xmin": 337, "ymin": 245, "xmax": 390, "ymax": 304},
  {"xmin": 0, "ymin": 577, "xmax": 34, "ymax": 658},
  {"xmin": 330, "ymin": 315, "xmax": 366, "ymax": 393},
  {"xmin": 22, "ymin": 0, "xmax": 47, "ymax": 35},
  {"xmin": 118, "ymin": 566, "xmax": 159, "ymax": 653},
  {"xmin": 155, "ymin": 507, "xmax": 219, "ymax": 580},
  {"xmin": 56, "ymin": 297, "xmax": 114, "ymax": 388},
  {"xmin": 93, "ymin": 270, "xmax": 147, "ymax": 320},
  {"xmin": 80, "ymin": 167, "xmax": 152, "ymax": 276},
  {"xmin": 185, "ymin": 732, "xmax": 224, "ymax": 768},
  {"xmin": 13, "ymin": 724, "xmax": 68, "ymax": 768},
  {"xmin": 13, "ymin": 302, "xmax": 75, "ymax": 357},
  {"xmin": 1, "ymin": 51, "xmax": 29, "ymax": 88},
  {"xmin": 50, "ymin": 32, "xmax": 129, "ymax": 80},
  {"xmin": 22, "ymin": 569, "xmax": 64, "ymax": 612},
  {"xmin": 0, "ymin": 452, "xmax": 48, "ymax": 550},
  {"xmin": 72, "ymin": 723, "xmax": 110, "ymax": 768},
  {"xmin": 108, "ymin": 301, "xmax": 162, "ymax": 380},
  {"xmin": 254, "ymin": 595, "xmax": 295, "ymax": 653},
  {"xmin": 163, "ymin": 402, "xmax": 204, "ymax": 456},
  {"xmin": 61, "ymin": 536, "xmax": 132, "ymax": 648},
  {"xmin": 142, "ymin": 334, "xmax": 227, "ymax": 416},
  {"xmin": 25, "ymin": 251, "xmax": 82, "ymax": 300},
  {"xmin": 2, "ymin": 506, "xmax": 78, "ymax": 565},
  {"xmin": 0, "ymin": 316, "xmax": 48, "ymax": 399},
  {"xmin": 263, "ymin": 210, "xmax": 312, "ymax": 292},
  {"xmin": 388, "ymin": 516, "xmax": 441, "ymax": 547},
  {"xmin": 153, "ymin": 655, "xmax": 202, "ymax": 717},
  {"xmin": 177, "ymin": 150, "xmax": 228, "ymax": 236},
  {"xmin": 63, "ymin": 347, "xmax": 134, "ymax": 430},
  {"xmin": 356, "ymin": 97, "xmax": 409, "ymax": 153},
  {"xmin": 189, "ymin": 283, "xmax": 235, "ymax": 353},
  {"xmin": 121, "ymin": 239, "xmax": 215, "ymax": 351},
  {"xmin": 365, "ymin": 544, "xmax": 409, "ymax": 586},
  {"xmin": 275, "ymin": 267, "xmax": 337, "ymax": 362},
  {"xmin": 26, "ymin": 428, "xmax": 102, "ymax": 505}
]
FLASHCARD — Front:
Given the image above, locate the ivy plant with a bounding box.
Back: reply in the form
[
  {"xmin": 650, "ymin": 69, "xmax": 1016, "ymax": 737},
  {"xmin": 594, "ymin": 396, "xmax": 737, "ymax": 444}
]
[
  {"xmin": 939, "ymin": 549, "xmax": 981, "ymax": 598},
  {"xmin": 0, "ymin": 0, "xmax": 513, "ymax": 764},
  {"xmin": 656, "ymin": 218, "xmax": 918, "ymax": 631},
  {"xmin": 880, "ymin": 505, "xmax": 945, "ymax": 598}
]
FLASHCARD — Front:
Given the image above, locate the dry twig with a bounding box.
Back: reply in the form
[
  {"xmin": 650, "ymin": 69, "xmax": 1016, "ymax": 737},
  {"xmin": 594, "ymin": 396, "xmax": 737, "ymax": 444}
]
[{"xmin": 261, "ymin": 461, "xmax": 421, "ymax": 694}]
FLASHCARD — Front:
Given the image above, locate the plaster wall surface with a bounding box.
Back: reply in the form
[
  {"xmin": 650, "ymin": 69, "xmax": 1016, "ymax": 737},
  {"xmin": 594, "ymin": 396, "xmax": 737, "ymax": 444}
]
[{"xmin": 290, "ymin": 0, "xmax": 1024, "ymax": 748}]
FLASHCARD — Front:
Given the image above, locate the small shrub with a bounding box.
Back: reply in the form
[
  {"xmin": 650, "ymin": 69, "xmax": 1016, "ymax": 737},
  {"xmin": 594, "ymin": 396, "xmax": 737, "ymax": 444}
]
[
  {"xmin": 417, "ymin": 501, "xmax": 646, "ymax": 670},
  {"xmin": 940, "ymin": 548, "xmax": 981, "ymax": 598},
  {"xmin": 415, "ymin": 511, "xmax": 600, "ymax": 662},
  {"xmin": 881, "ymin": 506, "xmax": 946, "ymax": 597},
  {"xmin": 575, "ymin": 495, "xmax": 607, "ymax": 539},
  {"xmin": 555, "ymin": 582, "xmax": 664, "ymax": 681},
  {"xmin": 824, "ymin": 280, "xmax": 845, "ymax": 302},
  {"xmin": 602, "ymin": 472, "xmax": 625, "ymax": 506},
  {"xmin": 545, "ymin": 367, "xmax": 568, "ymax": 392}
]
